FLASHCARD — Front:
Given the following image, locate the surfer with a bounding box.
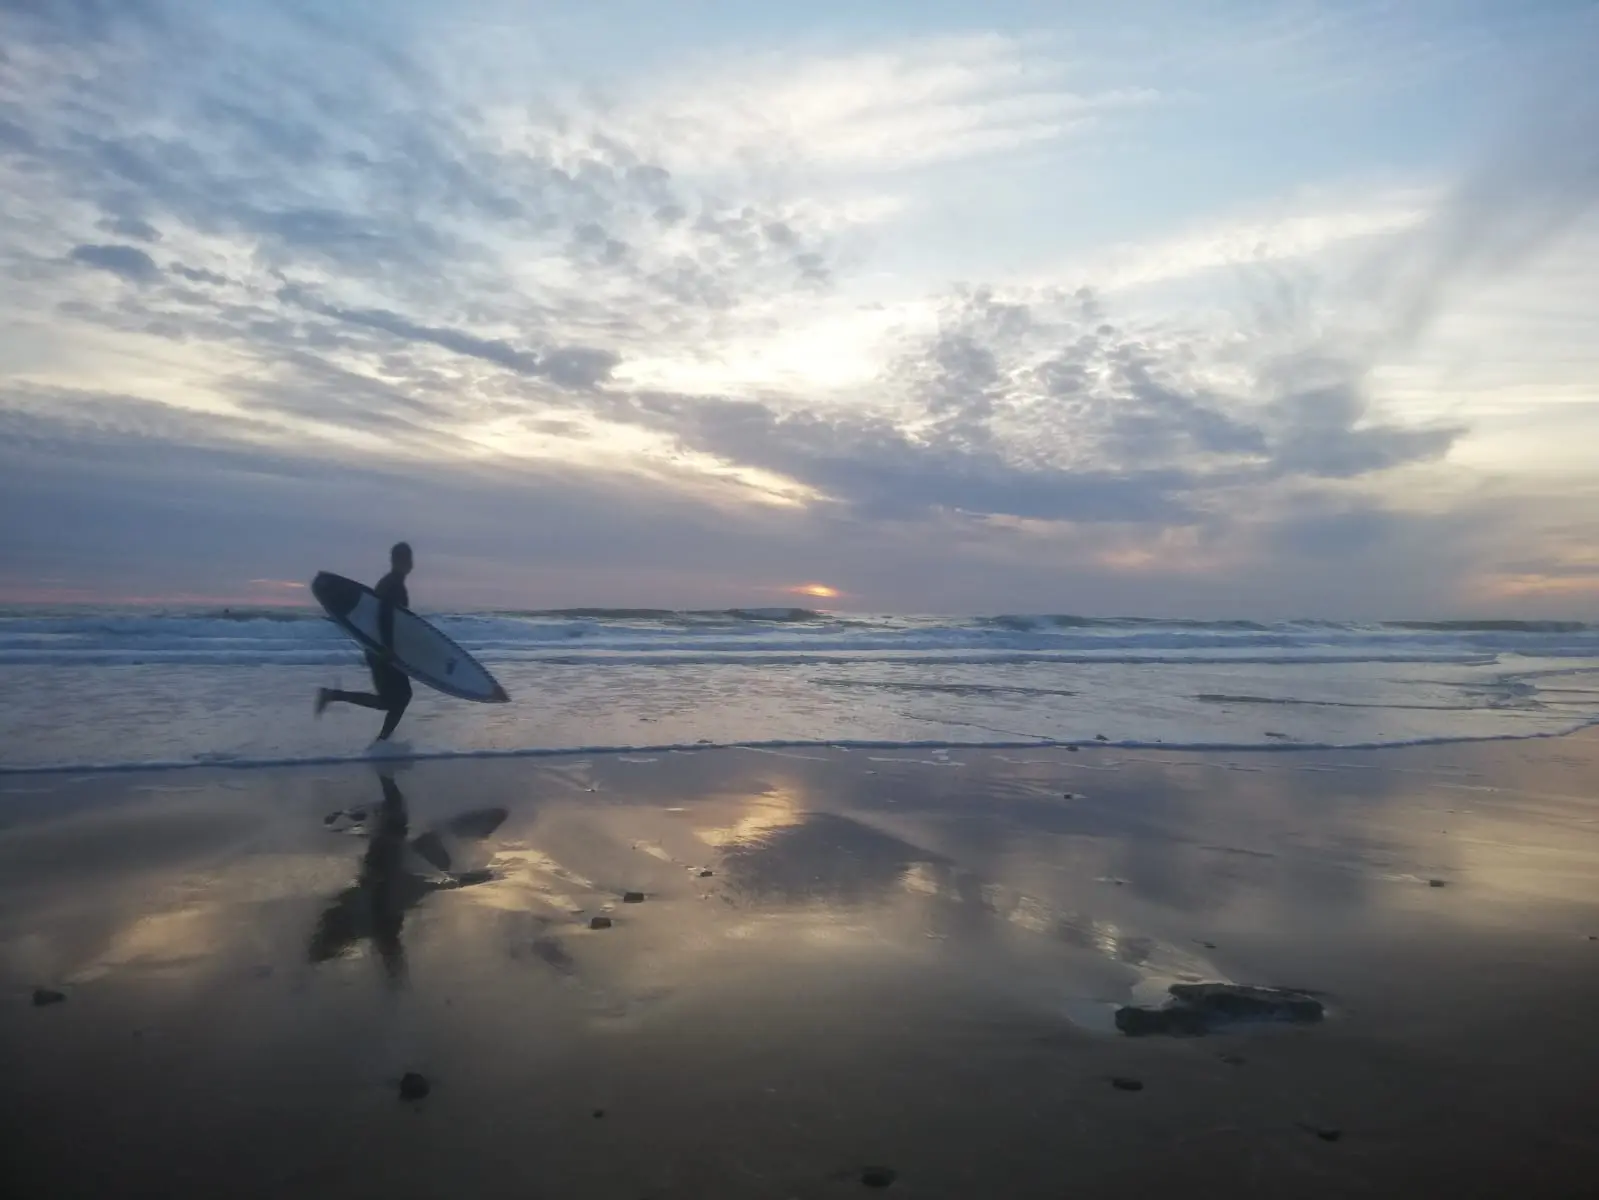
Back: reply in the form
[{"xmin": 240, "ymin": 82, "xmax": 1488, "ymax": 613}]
[{"xmin": 315, "ymin": 542, "xmax": 414, "ymax": 741}]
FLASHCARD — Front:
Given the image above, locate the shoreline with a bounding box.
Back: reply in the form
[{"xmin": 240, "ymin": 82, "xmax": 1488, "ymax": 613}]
[{"xmin": 5, "ymin": 719, "xmax": 1599, "ymax": 777}]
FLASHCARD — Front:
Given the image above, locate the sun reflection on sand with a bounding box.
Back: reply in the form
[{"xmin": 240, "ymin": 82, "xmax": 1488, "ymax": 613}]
[{"xmin": 695, "ymin": 785, "xmax": 807, "ymax": 848}]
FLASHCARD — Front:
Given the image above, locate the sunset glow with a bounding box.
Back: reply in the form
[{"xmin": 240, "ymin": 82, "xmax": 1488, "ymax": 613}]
[{"xmin": 790, "ymin": 583, "xmax": 841, "ymax": 600}]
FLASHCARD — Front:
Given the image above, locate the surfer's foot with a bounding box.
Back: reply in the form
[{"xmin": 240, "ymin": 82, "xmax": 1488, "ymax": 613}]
[{"xmin": 314, "ymin": 688, "xmax": 331, "ymax": 717}]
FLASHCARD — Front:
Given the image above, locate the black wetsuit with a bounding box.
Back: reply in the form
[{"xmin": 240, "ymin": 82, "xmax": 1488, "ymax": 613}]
[{"xmin": 324, "ymin": 571, "xmax": 413, "ymax": 740}]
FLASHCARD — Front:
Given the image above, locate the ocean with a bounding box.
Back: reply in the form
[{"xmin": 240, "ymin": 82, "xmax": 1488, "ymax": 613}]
[{"xmin": 2, "ymin": 607, "xmax": 1598, "ymax": 773}]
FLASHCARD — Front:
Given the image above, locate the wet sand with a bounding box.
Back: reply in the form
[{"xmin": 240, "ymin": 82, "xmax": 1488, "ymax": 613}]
[{"xmin": 3, "ymin": 736, "xmax": 1599, "ymax": 1198}]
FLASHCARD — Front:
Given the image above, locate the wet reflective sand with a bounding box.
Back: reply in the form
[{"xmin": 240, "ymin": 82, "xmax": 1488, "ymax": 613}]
[{"xmin": 4, "ymin": 738, "xmax": 1599, "ymax": 1197}]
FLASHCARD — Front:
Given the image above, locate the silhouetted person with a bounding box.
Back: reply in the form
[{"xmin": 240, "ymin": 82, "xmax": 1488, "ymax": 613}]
[{"xmin": 316, "ymin": 541, "xmax": 414, "ymax": 741}]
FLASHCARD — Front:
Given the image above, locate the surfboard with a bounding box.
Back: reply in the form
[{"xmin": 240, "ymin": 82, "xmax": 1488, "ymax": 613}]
[{"xmin": 311, "ymin": 571, "xmax": 510, "ymax": 704}]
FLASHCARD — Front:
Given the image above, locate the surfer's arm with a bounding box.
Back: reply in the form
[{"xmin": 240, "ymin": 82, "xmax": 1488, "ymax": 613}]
[{"xmin": 376, "ymin": 579, "xmax": 398, "ymax": 652}]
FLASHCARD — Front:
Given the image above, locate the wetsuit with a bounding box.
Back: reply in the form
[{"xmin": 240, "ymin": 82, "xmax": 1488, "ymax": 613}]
[{"xmin": 323, "ymin": 571, "xmax": 413, "ymax": 740}]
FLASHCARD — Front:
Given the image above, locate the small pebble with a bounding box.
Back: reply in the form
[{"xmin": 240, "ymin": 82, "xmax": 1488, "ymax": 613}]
[
  {"xmin": 32, "ymin": 988, "xmax": 66, "ymax": 1007},
  {"xmin": 1110, "ymin": 1076, "xmax": 1143, "ymax": 1091},
  {"xmin": 1219, "ymin": 1054, "xmax": 1245, "ymax": 1066},
  {"xmin": 1065, "ymin": 745, "xmax": 1079, "ymax": 752},
  {"xmin": 1309, "ymin": 1126, "xmax": 1341, "ymax": 1142},
  {"xmin": 860, "ymin": 1166, "xmax": 897, "ymax": 1188},
  {"xmin": 622, "ymin": 891, "xmax": 645, "ymax": 904},
  {"xmin": 398, "ymin": 1072, "xmax": 430, "ymax": 1101},
  {"xmin": 589, "ymin": 916, "xmax": 613, "ymax": 930},
  {"xmin": 1200, "ymin": 940, "xmax": 1217, "ymax": 949},
  {"xmin": 1095, "ymin": 734, "xmax": 1109, "ymax": 742},
  {"xmin": 592, "ymin": 1108, "xmax": 606, "ymax": 1119},
  {"xmin": 698, "ymin": 869, "xmax": 714, "ymax": 878},
  {"xmin": 1428, "ymin": 879, "xmax": 1447, "ymax": 888}
]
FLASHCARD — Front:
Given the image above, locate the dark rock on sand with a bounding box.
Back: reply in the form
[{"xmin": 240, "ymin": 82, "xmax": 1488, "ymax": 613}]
[
  {"xmin": 1116, "ymin": 1005, "xmax": 1208, "ymax": 1036},
  {"xmin": 1299, "ymin": 1123, "xmax": 1342, "ymax": 1142},
  {"xmin": 1065, "ymin": 745, "xmax": 1079, "ymax": 752},
  {"xmin": 591, "ymin": 1108, "xmax": 606, "ymax": 1119},
  {"xmin": 860, "ymin": 1166, "xmax": 898, "ymax": 1188},
  {"xmin": 1219, "ymin": 1053, "xmax": 1246, "ymax": 1066},
  {"xmin": 32, "ymin": 987, "xmax": 67, "ymax": 1007},
  {"xmin": 1170, "ymin": 982, "xmax": 1323, "ymax": 1020},
  {"xmin": 1095, "ymin": 734, "xmax": 1109, "ymax": 742},
  {"xmin": 1428, "ymin": 878, "xmax": 1447, "ymax": 888},
  {"xmin": 1116, "ymin": 982, "xmax": 1324, "ymax": 1036},
  {"xmin": 1110, "ymin": 1076, "xmax": 1143, "ymax": 1091},
  {"xmin": 589, "ymin": 916, "xmax": 613, "ymax": 930},
  {"xmin": 622, "ymin": 891, "xmax": 645, "ymax": 904},
  {"xmin": 399, "ymin": 1072, "xmax": 430, "ymax": 1101},
  {"xmin": 698, "ymin": 869, "xmax": 714, "ymax": 878}
]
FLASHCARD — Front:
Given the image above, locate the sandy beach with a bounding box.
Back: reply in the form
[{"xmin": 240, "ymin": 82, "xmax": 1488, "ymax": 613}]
[{"xmin": 4, "ymin": 736, "xmax": 1599, "ymax": 1198}]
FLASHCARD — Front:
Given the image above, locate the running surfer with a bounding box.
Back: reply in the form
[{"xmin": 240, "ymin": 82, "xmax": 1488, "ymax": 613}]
[{"xmin": 315, "ymin": 542, "xmax": 415, "ymax": 741}]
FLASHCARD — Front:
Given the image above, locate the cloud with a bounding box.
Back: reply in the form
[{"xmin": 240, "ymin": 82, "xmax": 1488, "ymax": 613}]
[
  {"xmin": 0, "ymin": 1, "xmax": 1592, "ymax": 615},
  {"xmin": 621, "ymin": 390, "xmax": 1203, "ymax": 524},
  {"xmin": 97, "ymin": 214, "xmax": 161, "ymax": 242},
  {"xmin": 606, "ymin": 34, "xmax": 1155, "ymax": 176},
  {"xmin": 278, "ymin": 287, "xmax": 620, "ymax": 390},
  {"xmin": 67, "ymin": 243, "xmax": 160, "ymax": 283},
  {"xmin": 172, "ymin": 264, "xmax": 228, "ymax": 285},
  {"xmin": 1367, "ymin": 43, "xmax": 1599, "ymax": 347}
]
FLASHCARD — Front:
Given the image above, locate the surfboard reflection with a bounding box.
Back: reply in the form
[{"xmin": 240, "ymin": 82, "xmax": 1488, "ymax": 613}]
[{"xmin": 308, "ymin": 773, "xmax": 507, "ymax": 986}]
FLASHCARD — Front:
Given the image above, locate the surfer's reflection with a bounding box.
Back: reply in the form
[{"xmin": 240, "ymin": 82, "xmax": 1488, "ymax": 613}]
[{"xmin": 308, "ymin": 773, "xmax": 506, "ymax": 986}]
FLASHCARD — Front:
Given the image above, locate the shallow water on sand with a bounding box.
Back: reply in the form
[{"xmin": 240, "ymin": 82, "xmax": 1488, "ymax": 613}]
[{"xmin": 4, "ymin": 739, "xmax": 1599, "ymax": 1196}]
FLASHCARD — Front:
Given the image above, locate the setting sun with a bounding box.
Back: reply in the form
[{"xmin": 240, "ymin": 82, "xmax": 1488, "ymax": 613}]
[{"xmin": 790, "ymin": 582, "xmax": 841, "ymax": 599}]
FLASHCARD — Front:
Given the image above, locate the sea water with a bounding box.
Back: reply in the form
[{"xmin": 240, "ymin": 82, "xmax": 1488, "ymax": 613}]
[{"xmin": 2, "ymin": 608, "xmax": 1597, "ymax": 772}]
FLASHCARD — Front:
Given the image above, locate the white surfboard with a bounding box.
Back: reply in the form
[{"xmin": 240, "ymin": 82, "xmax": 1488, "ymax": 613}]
[{"xmin": 311, "ymin": 571, "xmax": 509, "ymax": 703}]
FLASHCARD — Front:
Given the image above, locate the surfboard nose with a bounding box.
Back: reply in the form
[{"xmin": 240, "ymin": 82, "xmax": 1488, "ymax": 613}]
[{"xmin": 311, "ymin": 572, "xmax": 363, "ymax": 618}]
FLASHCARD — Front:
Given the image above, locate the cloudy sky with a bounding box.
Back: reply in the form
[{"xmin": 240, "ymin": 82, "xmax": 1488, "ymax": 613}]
[{"xmin": 2, "ymin": 0, "xmax": 1596, "ymax": 616}]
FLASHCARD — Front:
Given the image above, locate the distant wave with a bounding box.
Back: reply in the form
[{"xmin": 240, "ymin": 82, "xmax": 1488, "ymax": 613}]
[
  {"xmin": 3, "ymin": 607, "xmax": 1598, "ymax": 669},
  {"xmin": 497, "ymin": 606, "xmax": 833, "ymax": 624},
  {"xmin": 1381, "ymin": 620, "xmax": 1590, "ymax": 633},
  {"xmin": 980, "ymin": 614, "xmax": 1273, "ymax": 632},
  {"xmin": 812, "ymin": 678, "xmax": 1079, "ymax": 699}
]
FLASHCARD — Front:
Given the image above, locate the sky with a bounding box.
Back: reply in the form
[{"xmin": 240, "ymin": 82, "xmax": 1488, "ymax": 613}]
[{"xmin": 1, "ymin": 0, "xmax": 1597, "ymax": 617}]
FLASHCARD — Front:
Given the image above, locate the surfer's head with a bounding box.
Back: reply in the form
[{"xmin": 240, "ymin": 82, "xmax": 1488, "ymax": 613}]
[{"xmin": 391, "ymin": 541, "xmax": 413, "ymax": 575}]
